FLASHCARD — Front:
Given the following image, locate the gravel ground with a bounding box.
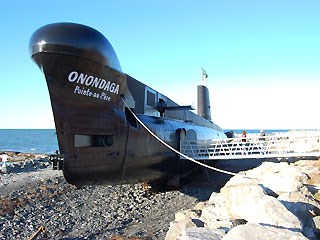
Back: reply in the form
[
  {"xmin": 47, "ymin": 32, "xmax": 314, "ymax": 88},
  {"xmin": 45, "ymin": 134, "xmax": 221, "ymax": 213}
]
[{"xmin": 0, "ymin": 156, "xmax": 217, "ymax": 240}]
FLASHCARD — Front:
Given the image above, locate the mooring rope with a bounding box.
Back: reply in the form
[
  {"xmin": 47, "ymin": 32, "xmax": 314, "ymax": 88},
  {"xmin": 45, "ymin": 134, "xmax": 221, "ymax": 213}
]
[{"xmin": 121, "ymin": 97, "xmax": 240, "ymax": 177}]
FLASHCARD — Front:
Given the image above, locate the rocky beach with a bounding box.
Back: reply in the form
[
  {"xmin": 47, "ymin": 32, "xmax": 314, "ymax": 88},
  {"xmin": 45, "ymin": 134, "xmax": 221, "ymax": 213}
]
[
  {"xmin": 0, "ymin": 152, "xmax": 216, "ymax": 239},
  {"xmin": 1, "ymin": 152, "xmax": 320, "ymax": 239}
]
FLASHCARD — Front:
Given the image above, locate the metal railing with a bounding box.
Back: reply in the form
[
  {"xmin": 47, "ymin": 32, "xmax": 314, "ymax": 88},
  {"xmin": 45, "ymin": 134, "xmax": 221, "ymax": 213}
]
[{"xmin": 180, "ymin": 131, "xmax": 320, "ymax": 160}]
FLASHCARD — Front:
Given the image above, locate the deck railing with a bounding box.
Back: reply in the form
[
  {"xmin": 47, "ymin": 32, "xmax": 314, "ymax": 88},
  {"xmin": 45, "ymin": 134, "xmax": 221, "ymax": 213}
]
[{"xmin": 180, "ymin": 131, "xmax": 320, "ymax": 160}]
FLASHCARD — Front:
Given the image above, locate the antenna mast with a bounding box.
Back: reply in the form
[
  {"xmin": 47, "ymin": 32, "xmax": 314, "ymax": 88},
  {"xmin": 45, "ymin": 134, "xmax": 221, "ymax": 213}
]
[{"xmin": 198, "ymin": 68, "xmax": 211, "ymax": 120}]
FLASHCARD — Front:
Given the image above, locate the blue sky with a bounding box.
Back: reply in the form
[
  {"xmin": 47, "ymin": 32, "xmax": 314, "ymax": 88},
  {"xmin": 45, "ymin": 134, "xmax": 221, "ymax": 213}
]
[{"xmin": 1, "ymin": 0, "xmax": 319, "ymax": 129}]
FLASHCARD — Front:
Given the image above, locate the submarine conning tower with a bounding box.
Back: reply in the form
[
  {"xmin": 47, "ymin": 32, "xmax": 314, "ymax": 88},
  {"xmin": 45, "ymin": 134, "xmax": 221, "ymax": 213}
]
[{"xmin": 197, "ymin": 69, "xmax": 212, "ymax": 121}]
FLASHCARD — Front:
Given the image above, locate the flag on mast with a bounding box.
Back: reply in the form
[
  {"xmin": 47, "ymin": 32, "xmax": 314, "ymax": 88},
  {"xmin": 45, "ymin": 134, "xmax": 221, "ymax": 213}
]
[
  {"xmin": 201, "ymin": 68, "xmax": 208, "ymax": 86},
  {"xmin": 201, "ymin": 68, "xmax": 208, "ymax": 79}
]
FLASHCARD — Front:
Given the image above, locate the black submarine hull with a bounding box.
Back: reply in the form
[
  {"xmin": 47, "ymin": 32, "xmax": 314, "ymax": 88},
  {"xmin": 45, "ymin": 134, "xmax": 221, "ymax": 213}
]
[{"xmin": 29, "ymin": 23, "xmax": 226, "ymax": 185}]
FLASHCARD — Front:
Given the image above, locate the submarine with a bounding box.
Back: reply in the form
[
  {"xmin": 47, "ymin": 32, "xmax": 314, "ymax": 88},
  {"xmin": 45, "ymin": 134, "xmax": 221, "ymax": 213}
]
[{"xmin": 29, "ymin": 22, "xmax": 226, "ymax": 186}]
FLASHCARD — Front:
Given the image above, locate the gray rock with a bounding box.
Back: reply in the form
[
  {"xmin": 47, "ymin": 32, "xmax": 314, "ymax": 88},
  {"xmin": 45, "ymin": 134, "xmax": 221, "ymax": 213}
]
[
  {"xmin": 179, "ymin": 227, "xmax": 225, "ymax": 240},
  {"xmin": 220, "ymin": 182, "xmax": 302, "ymax": 231},
  {"xmin": 227, "ymin": 162, "xmax": 308, "ymax": 196},
  {"xmin": 165, "ymin": 218, "xmax": 197, "ymax": 240},
  {"xmin": 278, "ymin": 188, "xmax": 320, "ymax": 227},
  {"xmin": 175, "ymin": 209, "xmax": 201, "ymax": 222},
  {"xmin": 201, "ymin": 192, "xmax": 232, "ymax": 223},
  {"xmin": 312, "ymin": 216, "xmax": 320, "ymax": 234},
  {"xmin": 223, "ymin": 223, "xmax": 308, "ymax": 240}
]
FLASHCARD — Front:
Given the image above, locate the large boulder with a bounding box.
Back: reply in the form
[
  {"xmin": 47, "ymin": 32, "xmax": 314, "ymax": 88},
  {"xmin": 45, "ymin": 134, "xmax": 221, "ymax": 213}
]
[
  {"xmin": 219, "ymin": 182, "xmax": 302, "ymax": 231},
  {"xmin": 178, "ymin": 227, "xmax": 225, "ymax": 240},
  {"xmin": 226, "ymin": 162, "xmax": 309, "ymax": 196},
  {"xmin": 278, "ymin": 188, "xmax": 320, "ymax": 225},
  {"xmin": 165, "ymin": 218, "xmax": 198, "ymax": 240},
  {"xmin": 222, "ymin": 223, "xmax": 308, "ymax": 240},
  {"xmin": 200, "ymin": 181, "xmax": 303, "ymax": 233},
  {"xmin": 278, "ymin": 187, "xmax": 320, "ymax": 239},
  {"xmin": 201, "ymin": 192, "xmax": 234, "ymax": 232}
]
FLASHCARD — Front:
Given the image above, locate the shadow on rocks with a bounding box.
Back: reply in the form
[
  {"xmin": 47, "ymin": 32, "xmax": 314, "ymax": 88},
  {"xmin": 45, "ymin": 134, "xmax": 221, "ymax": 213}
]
[{"xmin": 180, "ymin": 158, "xmax": 280, "ymax": 200}]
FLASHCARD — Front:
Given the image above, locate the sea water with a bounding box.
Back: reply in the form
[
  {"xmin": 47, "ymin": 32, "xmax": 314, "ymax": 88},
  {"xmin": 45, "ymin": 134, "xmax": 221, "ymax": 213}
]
[
  {"xmin": 227, "ymin": 129, "xmax": 290, "ymax": 134},
  {"xmin": 0, "ymin": 129, "xmax": 58, "ymax": 154}
]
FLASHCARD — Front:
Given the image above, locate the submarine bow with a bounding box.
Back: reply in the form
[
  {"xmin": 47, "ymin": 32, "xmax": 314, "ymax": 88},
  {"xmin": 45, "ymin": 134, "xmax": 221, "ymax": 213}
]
[
  {"xmin": 29, "ymin": 22, "xmax": 122, "ymax": 72},
  {"xmin": 29, "ymin": 22, "xmax": 131, "ymax": 185}
]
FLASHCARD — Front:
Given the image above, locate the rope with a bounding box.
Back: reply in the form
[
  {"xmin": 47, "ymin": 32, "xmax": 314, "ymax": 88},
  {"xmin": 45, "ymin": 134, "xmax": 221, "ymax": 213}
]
[{"xmin": 121, "ymin": 97, "xmax": 241, "ymax": 177}]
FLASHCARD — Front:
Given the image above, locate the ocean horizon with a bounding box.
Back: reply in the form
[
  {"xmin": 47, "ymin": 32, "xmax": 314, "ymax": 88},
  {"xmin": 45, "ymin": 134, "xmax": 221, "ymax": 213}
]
[
  {"xmin": 0, "ymin": 128, "xmax": 316, "ymax": 154},
  {"xmin": 0, "ymin": 129, "xmax": 58, "ymax": 154}
]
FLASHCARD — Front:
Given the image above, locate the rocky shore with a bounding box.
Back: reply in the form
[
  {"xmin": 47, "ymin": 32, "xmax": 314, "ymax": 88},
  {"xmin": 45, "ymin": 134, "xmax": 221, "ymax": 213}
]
[
  {"xmin": 165, "ymin": 158, "xmax": 320, "ymax": 240},
  {"xmin": 1, "ymin": 152, "xmax": 320, "ymax": 239}
]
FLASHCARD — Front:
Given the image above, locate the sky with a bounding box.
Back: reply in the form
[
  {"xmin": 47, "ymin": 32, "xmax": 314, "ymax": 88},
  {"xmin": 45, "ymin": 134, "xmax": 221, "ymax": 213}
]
[{"xmin": 1, "ymin": 0, "xmax": 319, "ymax": 130}]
